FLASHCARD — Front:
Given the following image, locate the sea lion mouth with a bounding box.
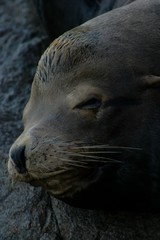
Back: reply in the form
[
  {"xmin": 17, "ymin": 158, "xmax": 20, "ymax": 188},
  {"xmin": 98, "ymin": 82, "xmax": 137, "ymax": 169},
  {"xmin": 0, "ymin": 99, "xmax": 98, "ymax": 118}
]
[
  {"xmin": 9, "ymin": 135, "xmax": 143, "ymax": 200},
  {"xmin": 28, "ymin": 162, "xmax": 120, "ymax": 200},
  {"xmin": 27, "ymin": 165, "xmax": 98, "ymax": 198},
  {"xmin": 9, "ymin": 142, "xmax": 126, "ymax": 199}
]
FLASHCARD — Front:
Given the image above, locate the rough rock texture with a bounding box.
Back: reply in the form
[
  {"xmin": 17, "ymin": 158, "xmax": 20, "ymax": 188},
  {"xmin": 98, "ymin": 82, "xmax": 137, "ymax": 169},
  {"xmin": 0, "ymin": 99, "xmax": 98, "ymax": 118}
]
[{"xmin": 1, "ymin": 0, "xmax": 160, "ymax": 239}]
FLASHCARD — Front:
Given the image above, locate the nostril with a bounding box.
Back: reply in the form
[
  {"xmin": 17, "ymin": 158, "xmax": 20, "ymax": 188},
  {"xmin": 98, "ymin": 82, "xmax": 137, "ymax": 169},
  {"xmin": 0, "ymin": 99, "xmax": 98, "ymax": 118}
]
[{"xmin": 10, "ymin": 145, "xmax": 27, "ymax": 174}]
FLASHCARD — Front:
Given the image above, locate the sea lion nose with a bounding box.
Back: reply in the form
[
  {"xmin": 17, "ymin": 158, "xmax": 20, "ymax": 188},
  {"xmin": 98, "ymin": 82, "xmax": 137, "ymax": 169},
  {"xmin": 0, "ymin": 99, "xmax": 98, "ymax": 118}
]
[{"xmin": 10, "ymin": 145, "xmax": 27, "ymax": 174}]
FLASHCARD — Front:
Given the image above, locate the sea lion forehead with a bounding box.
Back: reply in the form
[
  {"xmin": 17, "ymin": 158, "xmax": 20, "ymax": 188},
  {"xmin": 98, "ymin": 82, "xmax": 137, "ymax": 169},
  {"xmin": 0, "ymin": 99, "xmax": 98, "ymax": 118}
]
[
  {"xmin": 35, "ymin": 0, "xmax": 160, "ymax": 88},
  {"xmin": 36, "ymin": 27, "xmax": 100, "ymax": 84}
]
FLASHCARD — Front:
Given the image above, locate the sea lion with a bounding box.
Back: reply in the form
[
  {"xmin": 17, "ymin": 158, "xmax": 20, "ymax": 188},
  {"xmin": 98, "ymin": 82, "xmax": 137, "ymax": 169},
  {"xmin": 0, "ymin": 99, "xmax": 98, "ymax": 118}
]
[{"xmin": 8, "ymin": 0, "xmax": 160, "ymax": 210}]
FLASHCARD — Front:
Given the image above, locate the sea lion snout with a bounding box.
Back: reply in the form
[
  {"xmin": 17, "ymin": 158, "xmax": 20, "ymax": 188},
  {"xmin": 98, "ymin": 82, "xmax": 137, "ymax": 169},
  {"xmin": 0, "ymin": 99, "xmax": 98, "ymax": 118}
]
[{"xmin": 8, "ymin": 131, "xmax": 34, "ymax": 179}]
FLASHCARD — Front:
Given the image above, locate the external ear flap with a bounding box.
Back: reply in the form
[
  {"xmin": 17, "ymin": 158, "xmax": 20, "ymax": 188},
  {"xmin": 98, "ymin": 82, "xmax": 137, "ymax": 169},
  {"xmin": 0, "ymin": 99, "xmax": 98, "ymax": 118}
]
[{"xmin": 143, "ymin": 75, "xmax": 160, "ymax": 88}]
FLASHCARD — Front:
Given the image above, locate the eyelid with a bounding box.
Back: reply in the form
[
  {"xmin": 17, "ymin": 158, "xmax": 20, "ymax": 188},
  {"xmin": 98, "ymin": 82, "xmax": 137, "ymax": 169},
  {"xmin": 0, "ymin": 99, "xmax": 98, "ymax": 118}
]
[{"xmin": 73, "ymin": 97, "xmax": 102, "ymax": 110}]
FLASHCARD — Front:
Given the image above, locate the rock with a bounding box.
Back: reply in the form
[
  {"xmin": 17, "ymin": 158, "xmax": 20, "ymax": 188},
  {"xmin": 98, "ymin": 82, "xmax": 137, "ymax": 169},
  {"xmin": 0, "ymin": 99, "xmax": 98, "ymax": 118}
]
[{"xmin": 1, "ymin": 0, "xmax": 160, "ymax": 239}]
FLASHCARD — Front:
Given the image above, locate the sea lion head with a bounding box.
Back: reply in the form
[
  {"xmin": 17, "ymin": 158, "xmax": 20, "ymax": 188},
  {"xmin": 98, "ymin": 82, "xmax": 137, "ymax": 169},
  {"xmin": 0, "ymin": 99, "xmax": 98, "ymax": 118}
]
[{"xmin": 8, "ymin": 0, "xmax": 160, "ymax": 210}]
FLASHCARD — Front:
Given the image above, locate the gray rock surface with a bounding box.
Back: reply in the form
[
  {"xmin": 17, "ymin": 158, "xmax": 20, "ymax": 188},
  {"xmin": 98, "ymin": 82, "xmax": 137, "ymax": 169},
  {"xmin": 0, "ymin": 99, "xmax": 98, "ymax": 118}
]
[{"xmin": 1, "ymin": 0, "xmax": 160, "ymax": 239}]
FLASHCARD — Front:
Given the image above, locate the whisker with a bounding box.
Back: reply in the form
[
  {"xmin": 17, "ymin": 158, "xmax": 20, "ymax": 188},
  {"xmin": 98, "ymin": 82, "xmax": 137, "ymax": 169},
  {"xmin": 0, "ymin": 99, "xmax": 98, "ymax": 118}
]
[
  {"xmin": 59, "ymin": 150, "xmax": 121, "ymax": 154},
  {"xmin": 66, "ymin": 152, "xmax": 122, "ymax": 163},
  {"xmin": 61, "ymin": 156, "xmax": 110, "ymax": 165},
  {"xmin": 39, "ymin": 163, "xmax": 51, "ymax": 171},
  {"xmin": 70, "ymin": 145, "xmax": 142, "ymax": 150},
  {"xmin": 59, "ymin": 158, "xmax": 91, "ymax": 168},
  {"xmin": 80, "ymin": 157, "xmax": 121, "ymax": 164},
  {"xmin": 77, "ymin": 151, "xmax": 122, "ymax": 154},
  {"xmin": 59, "ymin": 155, "xmax": 120, "ymax": 164},
  {"xmin": 59, "ymin": 157, "xmax": 88, "ymax": 165},
  {"xmin": 28, "ymin": 168, "xmax": 69, "ymax": 177}
]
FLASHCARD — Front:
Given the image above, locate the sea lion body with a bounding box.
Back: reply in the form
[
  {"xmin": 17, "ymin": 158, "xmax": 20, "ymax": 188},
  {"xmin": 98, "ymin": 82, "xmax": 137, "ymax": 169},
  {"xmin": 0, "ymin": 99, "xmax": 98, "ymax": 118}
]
[{"xmin": 8, "ymin": 0, "xmax": 160, "ymax": 210}]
